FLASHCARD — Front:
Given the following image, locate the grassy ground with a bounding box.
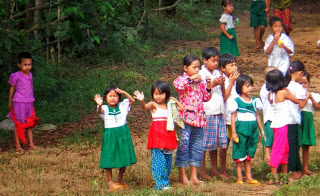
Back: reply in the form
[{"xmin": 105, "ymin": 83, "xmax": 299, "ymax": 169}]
[{"xmin": 1, "ymin": 0, "xmax": 320, "ymax": 195}]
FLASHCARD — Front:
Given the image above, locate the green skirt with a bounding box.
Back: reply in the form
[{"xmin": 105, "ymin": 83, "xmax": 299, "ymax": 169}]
[
  {"xmin": 100, "ymin": 124, "xmax": 137, "ymax": 168},
  {"xmin": 299, "ymin": 111, "xmax": 316, "ymax": 146},
  {"xmin": 220, "ymin": 28, "xmax": 240, "ymax": 57},
  {"xmin": 232, "ymin": 121, "xmax": 258, "ymax": 160},
  {"xmin": 263, "ymin": 121, "xmax": 274, "ymax": 147}
]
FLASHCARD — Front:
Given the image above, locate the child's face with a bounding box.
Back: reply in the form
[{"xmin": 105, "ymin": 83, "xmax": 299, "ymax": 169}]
[
  {"xmin": 223, "ymin": 3, "xmax": 234, "ymax": 14},
  {"xmin": 271, "ymin": 21, "xmax": 283, "ymax": 35},
  {"xmin": 203, "ymin": 56, "xmax": 219, "ymax": 72},
  {"xmin": 184, "ymin": 60, "xmax": 200, "ymax": 76},
  {"xmin": 299, "ymin": 76, "xmax": 309, "ymax": 89},
  {"xmin": 105, "ymin": 90, "xmax": 120, "ymax": 107},
  {"xmin": 18, "ymin": 58, "xmax": 32, "ymax": 74},
  {"xmin": 221, "ymin": 62, "xmax": 237, "ymax": 77},
  {"xmin": 153, "ymin": 88, "xmax": 166, "ymax": 104},
  {"xmin": 242, "ymin": 82, "xmax": 253, "ymax": 96}
]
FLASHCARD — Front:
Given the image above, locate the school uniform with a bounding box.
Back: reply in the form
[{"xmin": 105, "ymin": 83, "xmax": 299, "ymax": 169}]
[{"xmin": 260, "ymin": 83, "xmax": 274, "ymax": 147}]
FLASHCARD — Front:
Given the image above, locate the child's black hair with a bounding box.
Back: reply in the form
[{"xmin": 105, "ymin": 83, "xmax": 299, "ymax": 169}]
[
  {"xmin": 269, "ymin": 16, "xmax": 283, "ymax": 27},
  {"xmin": 104, "ymin": 86, "xmax": 121, "ymax": 101},
  {"xmin": 284, "ymin": 60, "xmax": 305, "ymax": 86},
  {"xmin": 266, "ymin": 69, "xmax": 285, "ymax": 92},
  {"xmin": 303, "ymin": 71, "xmax": 310, "ymax": 82},
  {"xmin": 151, "ymin": 80, "xmax": 171, "ymax": 103},
  {"xmin": 219, "ymin": 53, "xmax": 236, "ymax": 69},
  {"xmin": 221, "ymin": 0, "xmax": 234, "ymax": 7},
  {"xmin": 18, "ymin": 52, "xmax": 32, "ymax": 63},
  {"xmin": 236, "ymin": 74, "xmax": 253, "ymax": 95},
  {"xmin": 183, "ymin": 54, "xmax": 200, "ymax": 67},
  {"xmin": 202, "ymin": 47, "xmax": 219, "ymax": 60}
]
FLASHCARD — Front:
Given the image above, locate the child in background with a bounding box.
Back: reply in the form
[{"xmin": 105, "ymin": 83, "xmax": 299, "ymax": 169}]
[
  {"xmin": 219, "ymin": 0, "xmax": 240, "ymax": 57},
  {"xmin": 198, "ymin": 47, "xmax": 229, "ymax": 180},
  {"xmin": 260, "ymin": 66, "xmax": 277, "ymax": 162},
  {"xmin": 299, "ymin": 72, "xmax": 320, "ymax": 176},
  {"xmin": 266, "ymin": 69, "xmax": 300, "ymax": 183},
  {"xmin": 264, "ymin": 17, "xmax": 294, "ymax": 75},
  {"xmin": 272, "ymin": 0, "xmax": 292, "ymax": 35},
  {"xmin": 133, "ymin": 81, "xmax": 184, "ymax": 190},
  {"xmin": 94, "ymin": 87, "xmax": 136, "ymax": 190},
  {"xmin": 219, "ymin": 53, "xmax": 239, "ymax": 144},
  {"xmin": 250, "ymin": 0, "xmax": 270, "ymax": 49},
  {"xmin": 284, "ymin": 61, "xmax": 310, "ymax": 180},
  {"xmin": 173, "ymin": 54, "xmax": 212, "ymax": 185},
  {"xmin": 7, "ymin": 52, "xmax": 39, "ymax": 153},
  {"xmin": 230, "ymin": 74, "xmax": 265, "ymax": 185}
]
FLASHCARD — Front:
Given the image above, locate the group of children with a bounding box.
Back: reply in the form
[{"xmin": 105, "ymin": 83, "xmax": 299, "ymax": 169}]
[{"xmin": 7, "ymin": 0, "xmax": 318, "ymax": 192}]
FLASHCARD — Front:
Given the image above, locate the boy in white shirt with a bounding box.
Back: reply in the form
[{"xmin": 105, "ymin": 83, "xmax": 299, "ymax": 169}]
[
  {"xmin": 260, "ymin": 66, "xmax": 277, "ymax": 162},
  {"xmin": 264, "ymin": 17, "xmax": 294, "ymax": 75},
  {"xmin": 199, "ymin": 47, "xmax": 229, "ymax": 180}
]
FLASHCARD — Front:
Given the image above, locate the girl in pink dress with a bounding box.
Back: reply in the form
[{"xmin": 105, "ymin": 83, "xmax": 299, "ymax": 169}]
[{"xmin": 7, "ymin": 52, "xmax": 39, "ymax": 152}]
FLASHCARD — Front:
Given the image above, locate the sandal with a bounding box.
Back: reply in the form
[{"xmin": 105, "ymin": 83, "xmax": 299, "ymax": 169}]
[
  {"xmin": 110, "ymin": 184, "xmax": 124, "ymax": 191},
  {"xmin": 247, "ymin": 180, "xmax": 261, "ymax": 186},
  {"xmin": 236, "ymin": 181, "xmax": 244, "ymax": 184},
  {"xmin": 115, "ymin": 183, "xmax": 128, "ymax": 188}
]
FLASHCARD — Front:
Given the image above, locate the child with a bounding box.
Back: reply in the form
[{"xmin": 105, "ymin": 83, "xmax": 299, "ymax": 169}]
[
  {"xmin": 264, "ymin": 17, "xmax": 294, "ymax": 75},
  {"xmin": 250, "ymin": 0, "xmax": 270, "ymax": 49},
  {"xmin": 219, "ymin": 0, "xmax": 240, "ymax": 57},
  {"xmin": 266, "ymin": 69, "xmax": 300, "ymax": 183},
  {"xmin": 133, "ymin": 81, "xmax": 184, "ymax": 190},
  {"xmin": 198, "ymin": 47, "xmax": 229, "ymax": 180},
  {"xmin": 284, "ymin": 61, "xmax": 310, "ymax": 180},
  {"xmin": 173, "ymin": 54, "xmax": 212, "ymax": 185},
  {"xmin": 7, "ymin": 52, "xmax": 39, "ymax": 153},
  {"xmin": 272, "ymin": 0, "xmax": 292, "ymax": 35},
  {"xmin": 260, "ymin": 66, "xmax": 277, "ymax": 162},
  {"xmin": 219, "ymin": 53, "xmax": 239, "ymax": 144},
  {"xmin": 298, "ymin": 72, "xmax": 320, "ymax": 176},
  {"xmin": 94, "ymin": 87, "xmax": 136, "ymax": 190},
  {"xmin": 230, "ymin": 74, "xmax": 265, "ymax": 185}
]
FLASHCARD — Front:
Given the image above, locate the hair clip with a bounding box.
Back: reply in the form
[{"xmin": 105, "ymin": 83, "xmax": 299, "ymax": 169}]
[{"xmin": 289, "ymin": 66, "xmax": 292, "ymax": 70}]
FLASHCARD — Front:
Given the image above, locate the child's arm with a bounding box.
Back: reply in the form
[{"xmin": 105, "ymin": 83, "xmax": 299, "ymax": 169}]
[
  {"xmin": 310, "ymin": 93, "xmax": 320, "ymax": 109},
  {"xmin": 265, "ymin": 0, "xmax": 270, "ymax": 16},
  {"xmin": 231, "ymin": 112, "xmax": 238, "ymax": 142},
  {"xmin": 220, "ymin": 23, "xmax": 234, "ymax": 40},
  {"xmin": 256, "ymin": 112, "xmax": 266, "ymax": 141},
  {"xmin": 8, "ymin": 85, "xmax": 15, "ymax": 109},
  {"xmin": 93, "ymin": 94, "xmax": 104, "ymax": 114},
  {"xmin": 133, "ymin": 90, "xmax": 156, "ymax": 110},
  {"xmin": 298, "ymin": 91, "xmax": 311, "ymax": 108},
  {"xmin": 284, "ymin": 88, "xmax": 300, "ymax": 104},
  {"xmin": 115, "ymin": 88, "xmax": 135, "ymax": 105},
  {"xmin": 170, "ymin": 96, "xmax": 185, "ymax": 111},
  {"xmin": 265, "ymin": 33, "xmax": 280, "ymax": 55},
  {"xmin": 223, "ymin": 72, "xmax": 239, "ymax": 102}
]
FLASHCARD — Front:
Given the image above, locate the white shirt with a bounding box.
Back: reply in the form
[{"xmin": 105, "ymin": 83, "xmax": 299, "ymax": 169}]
[
  {"xmin": 270, "ymin": 93, "xmax": 292, "ymax": 128},
  {"xmin": 98, "ymin": 99, "xmax": 130, "ymax": 128},
  {"xmin": 287, "ymin": 81, "xmax": 306, "ymax": 124},
  {"xmin": 229, "ymin": 97, "xmax": 263, "ymax": 121},
  {"xmin": 223, "ymin": 74, "xmax": 239, "ymax": 124},
  {"xmin": 219, "ymin": 13, "xmax": 234, "ymax": 30},
  {"xmin": 264, "ymin": 33, "xmax": 294, "ymax": 74},
  {"xmin": 260, "ymin": 83, "xmax": 274, "ymax": 124},
  {"xmin": 302, "ymin": 92, "xmax": 320, "ymax": 113},
  {"xmin": 199, "ymin": 65, "xmax": 224, "ymax": 115}
]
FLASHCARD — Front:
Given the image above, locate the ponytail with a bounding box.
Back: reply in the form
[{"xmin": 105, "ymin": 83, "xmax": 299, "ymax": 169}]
[{"xmin": 284, "ymin": 61, "xmax": 305, "ymax": 86}]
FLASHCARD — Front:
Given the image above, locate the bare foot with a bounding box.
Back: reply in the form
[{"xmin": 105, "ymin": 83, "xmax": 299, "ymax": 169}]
[
  {"xmin": 181, "ymin": 179, "xmax": 190, "ymax": 185},
  {"xmin": 260, "ymin": 39, "xmax": 265, "ymax": 48},
  {"xmin": 200, "ymin": 173, "xmax": 212, "ymax": 180},
  {"xmin": 109, "ymin": 182, "xmax": 123, "ymax": 191},
  {"xmin": 291, "ymin": 171, "xmax": 303, "ymax": 179},
  {"xmin": 16, "ymin": 148, "xmax": 24, "ymax": 154},
  {"xmin": 255, "ymin": 44, "xmax": 261, "ymax": 50},
  {"xmin": 211, "ymin": 171, "xmax": 220, "ymax": 177},
  {"xmin": 29, "ymin": 145, "xmax": 36, "ymax": 150},
  {"xmin": 303, "ymin": 169, "xmax": 314, "ymax": 176},
  {"xmin": 219, "ymin": 172, "xmax": 231, "ymax": 180},
  {"xmin": 190, "ymin": 178, "xmax": 201, "ymax": 185},
  {"xmin": 264, "ymin": 155, "xmax": 270, "ymax": 162}
]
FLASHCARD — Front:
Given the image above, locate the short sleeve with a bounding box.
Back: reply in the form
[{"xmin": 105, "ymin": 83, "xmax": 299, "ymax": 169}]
[
  {"xmin": 311, "ymin": 93, "xmax": 320, "ymax": 103},
  {"xmin": 219, "ymin": 14, "xmax": 228, "ymax": 24},
  {"xmin": 295, "ymin": 84, "xmax": 306, "ymax": 100},
  {"xmin": 254, "ymin": 98, "xmax": 263, "ymax": 110},
  {"xmin": 118, "ymin": 98, "xmax": 131, "ymax": 112},
  {"xmin": 264, "ymin": 35, "xmax": 273, "ymax": 55},
  {"xmin": 283, "ymin": 35, "xmax": 294, "ymax": 55},
  {"xmin": 8, "ymin": 73, "xmax": 18, "ymax": 86},
  {"xmin": 98, "ymin": 105, "xmax": 108, "ymax": 119},
  {"xmin": 228, "ymin": 99, "xmax": 238, "ymax": 113}
]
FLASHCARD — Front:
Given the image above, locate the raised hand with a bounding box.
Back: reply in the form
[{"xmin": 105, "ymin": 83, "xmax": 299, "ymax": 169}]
[
  {"xmin": 115, "ymin": 88, "xmax": 125, "ymax": 94},
  {"xmin": 230, "ymin": 71, "xmax": 240, "ymax": 84},
  {"xmin": 94, "ymin": 94, "xmax": 104, "ymax": 106},
  {"xmin": 189, "ymin": 74, "xmax": 201, "ymax": 82},
  {"xmin": 133, "ymin": 90, "xmax": 145, "ymax": 101}
]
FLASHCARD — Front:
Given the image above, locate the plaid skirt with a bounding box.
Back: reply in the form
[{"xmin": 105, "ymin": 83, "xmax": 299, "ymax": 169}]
[{"xmin": 203, "ymin": 114, "xmax": 228, "ymax": 151}]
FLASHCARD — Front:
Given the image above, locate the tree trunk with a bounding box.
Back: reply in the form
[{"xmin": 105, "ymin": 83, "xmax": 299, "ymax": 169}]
[
  {"xmin": 33, "ymin": 0, "xmax": 42, "ymax": 37},
  {"xmin": 25, "ymin": 0, "xmax": 35, "ymax": 29}
]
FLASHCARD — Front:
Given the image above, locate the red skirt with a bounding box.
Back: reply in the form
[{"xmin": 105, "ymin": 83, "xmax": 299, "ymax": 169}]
[{"xmin": 147, "ymin": 118, "xmax": 177, "ymax": 150}]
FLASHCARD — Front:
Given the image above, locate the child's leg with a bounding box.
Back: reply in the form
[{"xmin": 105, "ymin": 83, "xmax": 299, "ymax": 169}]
[
  {"xmin": 280, "ymin": 164, "xmax": 288, "ymax": 174},
  {"xmin": 209, "ymin": 150, "xmax": 218, "ymax": 176},
  {"xmin": 270, "ymin": 167, "xmax": 279, "ymax": 182},
  {"xmin": 190, "ymin": 166, "xmax": 200, "ymax": 185},
  {"xmin": 302, "ymin": 146, "xmax": 313, "ymax": 174},
  {"xmin": 219, "ymin": 148, "xmax": 229, "ymax": 179},
  {"xmin": 189, "ymin": 126, "xmax": 204, "ymax": 185},
  {"xmin": 253, "ymin": 27, "xmax": 260, "ymax": 49},
  {"xmin": 244, "ymin": 160, "xmax": 254, "ymax": 182},
  {"xmin": 200, "ymin": 151, "xmax": 212, "ymax": 180},
  {"xmin": 117, "ymin": 167, "xmax": 126, "ymax": 185},
  {"xmin": 235, "ymin": 161, "xmax": 243, "ymax": 182},
  {"xmin": 151, "ymin": 149, "xmax": 167, "ymax": 190},
  {"xmin": 27, "ymin": 128, "xmax": 35, "ymax": 149},
  {"xmin": 265, "ymin": 147, "xmax": 271, "ymax": 162},
  {"xmin": 164, "ymin": 153, "xmax": 173, "ymax": 186},
  {"xmin": 259, "ymin": 25, "xmax": 265, "ymax": 46},
  {"xmin": 106, "ymin": 169, "xmax": 115, "ymax": 189},
  {"xmin": 178, "ymin": 167, "xmax": 189, "ymax": 185},
  {"xmin": 14, "ymin": 126, "xmax": 23, "ymax": 151}
]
